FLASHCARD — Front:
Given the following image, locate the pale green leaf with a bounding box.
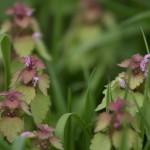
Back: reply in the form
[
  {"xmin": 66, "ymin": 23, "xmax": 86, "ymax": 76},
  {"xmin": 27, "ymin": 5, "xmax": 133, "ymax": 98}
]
[
  {"xmin": 16, "ymin": 84, "xmax": 36, "ymax": 104},
  {"xmin": 90, "ymin": 133, "xmax": 111, "ymax": 150},
  {"xmin": 112, "ymin": 129, "xmax": 135, "ymax": 149},
  {"xmin": 94, "ymin": 113, "xmax": 111, "ymax": 132},
  {"xmin": 31, "ymin": 93, "xmax": 50, "ymax": 125},
  {"xmin": 129, "ymin": 73, "xmax": 144, "ymax": 90},
  {"xmin": 0, "ymin": 117, "xmax": 24, "ymax": 142},
  {"xmin": 38, "ymin": 74, "xmax": 50, "ymax": 95},
  {"xmin": 50, "ymin": 137, "xmax": 64, "ymax": 150},
  {"xmin": 13, "ymin": 36, "xmax": 35, "ymax": 57},
  {"xmin": 10, "ymin": 70, "xmax": 21, "ymax": 88}
]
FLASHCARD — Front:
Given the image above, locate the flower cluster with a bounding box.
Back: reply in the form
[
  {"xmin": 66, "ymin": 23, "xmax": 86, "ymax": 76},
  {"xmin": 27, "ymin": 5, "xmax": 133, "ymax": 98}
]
[
  {"xmin": 11, "ymin": 56, "xmax": 50, "ymax": 103},
  {"xmin": 95, "ymin": 98, "xmax": 133, "ymax": 133},
  {"xmin": 118, "ymin": 53, "xmax": 150, "ymax": 90},
  {"xmin": 18, "ymin": 56, "xmax": 45, "ymax": 85},
  {"xmin": 21, "ymin": 124, "xmax": 63, "ymax": 150},
  {"xmin": 0, "ymin": 90, "xmax": 30, "ymax": 117},
  {"xmin": 5, "ymin": 2, "xmax": 34, "ymax": 28},
  {"xmin": 92, "ymin": 98, "xmax": 139, "ymax": 149},
  {"xmin": 0, "ymin": 90, "xmax": 31, "ymax": 142},
  {"xmin": 1, "ymin": 2, "xmax": 42, "ymax": 57}
]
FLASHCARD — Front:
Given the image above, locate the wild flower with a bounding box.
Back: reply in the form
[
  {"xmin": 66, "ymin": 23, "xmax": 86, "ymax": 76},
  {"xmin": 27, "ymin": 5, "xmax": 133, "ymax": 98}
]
[
  {"xmin": 10, "ymin": 56, "xmax": 50, "ymax": 103},
  {"xmin": 5, "ymin": 2, "xmax": 34, "ymax": 28},
  {"xmin": 21, "ymin": 124, "xmax": 63, "ymax": 150},
  {"xmin": 118, "ymin": 53, "xmax": 150, "ymax": 90},
  {"xmin": 1, "ymin": 2, "xmax": 43, "ymax": 57},
  {"xmin": 0, "ymin": 90, "xmax": 31, "ymax": 142},
  {"xmin": 92, "ymin": 98, "xmax": 139, "ymax": 149},
  {"xmin": 0, "ymin": 90, "xmax": 31, "ymax": 117}
]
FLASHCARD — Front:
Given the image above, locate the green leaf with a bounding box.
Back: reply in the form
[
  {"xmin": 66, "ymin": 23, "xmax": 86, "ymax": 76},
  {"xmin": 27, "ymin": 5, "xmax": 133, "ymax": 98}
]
[
  {"xmin": 0, "ymin": 33, "xmax": 11, "ymax": 90},
  {"xmin": 35, "ymin": 38, "xmax": 51, "ymax": 61},
  {"xmin": 16, "ymin": 84, "xmax": 36, "ymax": 104},
  {"xmin": 55, "ymin": 113, "xmax": 90, "ymax": 143},
  {"xmin": 10, "ymin": 70, "xmax": 21, "ymax": 88},
  {"xmin": 112, "ymin": 129, "xmax": 136, "ymax": 149},
  {"xmin": 0, "ymin": 135, "xmax": 11, "ymax": 150},
  {"xmin": 13, "ymin": 36, "xmax": 35, "ymax": 57},
  {"xmin": 38, "ymin": 74, "xmax": 50, "ymax": 95},
  {"xmin": 0, "ymin": 117, "xmax": 24, "ymax": 142},
  {"xmin": 31, "ymin": 93, "xmax": 51, "ymax": 125},
  {"xmin": 11, "ymin": 137, "xmax": 26, "ymax": 150},
  {"xmin": 90, "ymin": 133, "xmax": 111, "ymax": 150},
  {"xmin": 129, "ymin": 73, "xmax": 144, "ymax": 90}
]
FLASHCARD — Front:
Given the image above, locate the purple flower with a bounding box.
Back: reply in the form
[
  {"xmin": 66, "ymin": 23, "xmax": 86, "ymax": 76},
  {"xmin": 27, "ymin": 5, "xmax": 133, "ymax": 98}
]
[
  {"xmin": 140, "ymin": 54, "xmax": 150, "ymax": 73},
  {"xmin": 5, "ymin": 2, "xmax": 33, "ymax": 18},
  {"xmin": 21, "ymin": 131, "xmax": 36, "ymax": 138},
  {"xmin": 32, "ymin": 76, "xmax": 39, "ymax": 87},
  {"xmin": 113, "ymin": 121, "xmax": 120, "ymax": 129},
  {"xmin": 19, "ymin": 56, "xmax": 45, "ymax": 70},
  {"xmin": 32, "ymin": 32, "xmax": 41, "ymax": 40},
  {"xmin": 24, "ymin": 56, "xmax": 31, "ymax": 67},
  {"xmin": 118, "ymin": 78, "xmax": 126, "ymax": 88}
]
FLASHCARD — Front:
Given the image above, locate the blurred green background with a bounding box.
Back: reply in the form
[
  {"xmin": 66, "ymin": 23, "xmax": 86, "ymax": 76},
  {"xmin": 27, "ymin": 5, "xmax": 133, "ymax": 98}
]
[{"xmin": 0, "ymin": 0, "xmax": 150, "ymax": 120}]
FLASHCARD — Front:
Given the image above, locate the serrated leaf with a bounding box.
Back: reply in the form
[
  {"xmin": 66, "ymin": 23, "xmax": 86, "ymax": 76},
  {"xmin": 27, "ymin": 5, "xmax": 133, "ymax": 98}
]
[
  {"xmin": 129, "ymin": 73, "xmax": 144, "ymax": 90},
  {"xmin": 38, "ymin": 74, "xmax": 50, "ymax": 95},
  {"xmin": 31, "ymin": 93, "xmax": 50, "ymax": 125},
  {"xmin": 0, "ymin": 117, "xmax": 24, "ymax": 142},
  {"xmin": 90, "ymin": 133, "xmax": 111, "ymax": 150},
  {"xmin": 11, "ymin": 59, "xmax": 24, "ymax": 75},
  {"xmin": 112, "ymin": 129, "xmax": 135, "ymax": 149},
  {"xmin": 10, "ymin": 70, "xmax": 21, "ymax": 88},
  {"xmin": 13, "ymin": 36, "xmax": 35, "ymax": 57},
  {"xmin": 50, "ymin": 137, "xmax": 64, "ymax": 150},
  {"xmin": 94, "ymin": 112, "xmax": 111, "ymax": 132},
  {"xmin": 16, "ymin": 84, "xmax": 36, "ymax": 104}
]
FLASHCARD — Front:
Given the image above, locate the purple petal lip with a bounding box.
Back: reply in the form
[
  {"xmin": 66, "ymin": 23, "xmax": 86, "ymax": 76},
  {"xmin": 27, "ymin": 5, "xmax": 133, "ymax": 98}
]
[{"xmin": 118, "ymin": 78, "xmax": 126, "ymax": 88}]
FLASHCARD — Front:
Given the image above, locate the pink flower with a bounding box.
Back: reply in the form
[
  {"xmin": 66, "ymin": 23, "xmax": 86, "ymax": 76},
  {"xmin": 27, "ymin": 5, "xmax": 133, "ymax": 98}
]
[
  {"xmin": 37, "ymin": 124, "xmax": 54, "ymax": 140},
  {"xmin": 0, "ymin": 90, "xmax": 23, "ymax": 101},
  {"xmin": 19, "ymin": 56, "xmax": 45, "ymax": 70},
  {"xmin": 0, "ymin": 90, "xmax": 31, "ymax": 116},
  {"xmin": 109, "ymin": 98, "xmax": 130, "ymax": 113},
  {"xmin": 18, "ymin": 56, "xmax": 45, "ymax": 84},
  {"xmin": 5, "ymin": 2, "xmax": 33, "ymax": 18}
]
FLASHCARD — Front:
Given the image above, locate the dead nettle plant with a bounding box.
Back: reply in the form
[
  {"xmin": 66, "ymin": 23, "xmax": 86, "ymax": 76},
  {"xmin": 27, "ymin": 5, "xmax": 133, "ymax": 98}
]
[
  {"xmin": 90, "ymin": 98, "xmax": 142, "ymax": 150},
  {"xmin": 95, "ymin": 53, "xmax": 150, "ymax": 116},
  {"xmin": 0, "ymin": 34, "xmax": 63, "ymax": 150},
  {"xmin": 0, "ymin": 2, "xmax": 51, "ymax": 60},
  {"xmin": 92, "ymin": 31, "xmax": 150, "ymax": 150}
]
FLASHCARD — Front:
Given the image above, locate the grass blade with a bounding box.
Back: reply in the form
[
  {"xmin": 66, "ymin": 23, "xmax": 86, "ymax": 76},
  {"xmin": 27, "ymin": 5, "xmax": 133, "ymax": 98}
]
[
  {"xmin": 0, "ymin": 33, "xmax": 11, "ymax": 90},
  {"xmin": 140, "ymin": 27, "xmax": 150, "ymax": 54}
]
